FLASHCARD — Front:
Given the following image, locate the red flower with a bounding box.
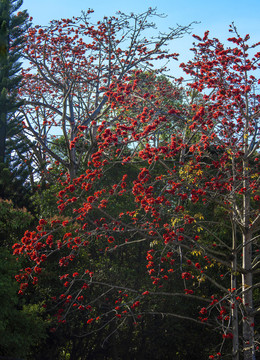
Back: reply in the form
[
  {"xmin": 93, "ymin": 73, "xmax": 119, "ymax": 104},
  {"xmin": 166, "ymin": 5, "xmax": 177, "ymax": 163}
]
[
  {"xmin": 142, "ymin": 291, "xmax": 149, "ymax": 295},
  {"xmin": 108, "ymin": 236, "xmax": 115, "ymax": 243},
  {"xmin": 39, "ymin": 219, "xmax": 47, "ymax": 225},
  {"xmin": 68, "ymin": 184, "xmax": 75, "ymax": 192},
  {"xmin": 182, "ymin": 272, "xmax": 192, "ymax": 280},
  {"xmin": 239, "ymin": 187, "xmax": 246, "ymax": 194},
  {"xmin": 131, "ymin": 301, "xmax": 140, "ymax": 309},
  {"xmin": 184, "ymin": 289, "xmax": 194, "ymax": 294},
  {"xmin": 34, "ymin": 266, "xmax": 42, "ymax": 274},
  {"xmin": 200, "ymin": 307, "xmax": 207, "ymax": 314}
]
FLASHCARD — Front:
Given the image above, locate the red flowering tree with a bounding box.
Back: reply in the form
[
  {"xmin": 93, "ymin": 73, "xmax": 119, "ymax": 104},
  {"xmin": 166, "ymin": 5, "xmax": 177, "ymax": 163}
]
[
  {"xmin": 14, "ymin": 25, "xmax": 260, "ymax": 360},
  {"xmin": 178, "ymin": 26, "xmax": 260, "ymax": 360},
  {"xmin": 18, "ymin": 8, "xmax": 191, "ymax": 181}
]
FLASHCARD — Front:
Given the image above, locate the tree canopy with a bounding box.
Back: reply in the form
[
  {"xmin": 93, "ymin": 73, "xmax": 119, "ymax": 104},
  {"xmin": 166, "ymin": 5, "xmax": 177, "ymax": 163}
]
[{"xmin": 11, "ymin": 17, "xmax": 260, "ymax": 360}]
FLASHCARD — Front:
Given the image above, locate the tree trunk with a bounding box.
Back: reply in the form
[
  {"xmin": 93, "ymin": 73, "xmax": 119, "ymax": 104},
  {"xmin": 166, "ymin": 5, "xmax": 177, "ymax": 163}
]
[
  {"xmin": 242, "ymin": 156, "xmax": 255, "ymax": 360},
  {"xmin": 231, "ymin": 220, "xmax": 239, "ymax": 360},
  {"xmin": 242, "ymin": 230, "xmax": 255, "ymax": 360}
]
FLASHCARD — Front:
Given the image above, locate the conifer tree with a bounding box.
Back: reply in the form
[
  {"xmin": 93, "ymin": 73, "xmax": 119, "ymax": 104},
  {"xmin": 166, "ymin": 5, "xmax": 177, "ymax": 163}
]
[{"xmin": 0, "ymin": 0, "xmax": 30, "ymax": 204}]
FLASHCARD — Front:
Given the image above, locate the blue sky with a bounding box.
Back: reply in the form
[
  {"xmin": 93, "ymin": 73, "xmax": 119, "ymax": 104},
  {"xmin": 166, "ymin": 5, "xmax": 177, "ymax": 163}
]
[{"xmin": 21, "ymin": 0, "xmax": 260, "ymax": 77}]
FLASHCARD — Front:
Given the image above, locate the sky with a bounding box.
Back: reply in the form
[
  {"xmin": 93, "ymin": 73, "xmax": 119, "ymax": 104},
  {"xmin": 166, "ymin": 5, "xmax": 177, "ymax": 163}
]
[{"xmin": 21, "ymin": 0, "xmax": 260, "ymax": 77}]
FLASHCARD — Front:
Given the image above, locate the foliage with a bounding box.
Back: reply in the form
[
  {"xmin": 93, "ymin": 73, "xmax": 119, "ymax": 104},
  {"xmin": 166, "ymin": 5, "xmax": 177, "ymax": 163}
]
[
  {"xmin": 12, "ymin": 14, "xmax": 260, "ymax": 360},
  {"xmin": 0, "ymin": 0, "xmax": 33, "ymax": 207},
  {"xmin": 0, "ymin": 198, "xmax": 46, "ymax": 358},
  {"xmin": 0, "ymin": 197, "xmax": 34, "ymax": 247},
  {"xmin": 0, "ymin": 249, "xmax": 46, "ymax": 358},
  {"xmin": 18, "ymin": 8, "xmax": 192, "ymax": 181}
]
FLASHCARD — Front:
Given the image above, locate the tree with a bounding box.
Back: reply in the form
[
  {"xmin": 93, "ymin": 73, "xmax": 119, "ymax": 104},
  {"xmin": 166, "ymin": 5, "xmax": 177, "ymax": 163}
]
[
  {"xmin": 14, "ymin": 26, "xmax": 260, "ymax": 360},
  {"xmin": 179, "ymin": 26, "xmax": 260, "ymax": 360},
  {"xmin": 0, "ymin": 199, "xmax": 46, "ymax": 358},
  {"xmin": 18, "ymin": 8, "xmax": 192, "ymax": 181},
  {"xmin": 0, "ymin": 0, "xmax": 32, "ymax": 203}
]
